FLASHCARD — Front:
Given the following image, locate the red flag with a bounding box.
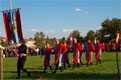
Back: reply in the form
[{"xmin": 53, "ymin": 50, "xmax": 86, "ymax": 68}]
[
  {"xmin": 116, "ymin": 33, "xmax": 119, "ymax": 45},
  {"xmin": 16, "ymin": 8, "xmax": 24, "ymax": 42},
  {"xmin": 69, "ymin": 34, "xmax": 74, "ymax": 43},
  {"xmin": 3, "ymin": 11, "xmax": 12, "ymax": 43}
]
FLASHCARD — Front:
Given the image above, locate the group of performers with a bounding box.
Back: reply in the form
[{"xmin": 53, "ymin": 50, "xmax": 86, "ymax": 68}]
[
  {"xmin": 17, "ymin": 38, "xmax": 105, "ymax": 78},
  {"xmin": 41, "ymin": 38, "xmax": 105, "ymax": 73}
]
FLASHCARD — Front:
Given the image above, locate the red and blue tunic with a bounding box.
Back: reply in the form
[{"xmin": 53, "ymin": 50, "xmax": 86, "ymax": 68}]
[
  {"xmin": 43, "ymin": 47, "xmax": 53, "ymax": 66},
  {"xmin": 85, "ymin": 43, "xmax": 95, "ymax": 61},
  {"xmin": 62, "ymin": 45, "xmax": 69, "ymax": 63},
  {"xmin": 94, "ymin": 43, "xmax": 104, "ymax": 60},
  {"xmin": 53, "ymin": 44, "xmax": 64, "ymax": 66},
  {"xmin": 73, "ymin": 43, "xmax": 82, "ymax": 63}
]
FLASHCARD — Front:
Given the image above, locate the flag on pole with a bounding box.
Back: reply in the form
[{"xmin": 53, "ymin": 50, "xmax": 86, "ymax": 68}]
[
  {"xmin": 116, "ymin": 33, "xmax": 119, "ymax": 45},
  {"xmin": 3, "ymin": 8, "xmax": 24, "ymax": 44},
  {"xmin": 69, "ymin": 34, "xmax": 74, "ymax": 43}
]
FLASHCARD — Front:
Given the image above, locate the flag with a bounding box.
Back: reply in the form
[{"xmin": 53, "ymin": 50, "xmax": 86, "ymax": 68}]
[
  {"xmin": 3, "ymin": 8, "xmax": 24, "ymax": 44},
  {"xmin": 69, "ymin": 34, "xmax": 74, "ymax": 43},
  {"xmin": 116, "ymin": 33, "xmax": 119, "ymax": 45}
]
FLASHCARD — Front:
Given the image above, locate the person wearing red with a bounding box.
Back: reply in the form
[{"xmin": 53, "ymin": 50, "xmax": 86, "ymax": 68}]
[
  {"xmin": 53, "ymin": 40, "xmax": 64, "ymax": 73},
  {"xmin": 62, "ymin": 41, "xmax": 71, "ymax": 69},
  {"xmin": 72, "ymin": 38, "xmax": 82, "ymax": 69},
  {"xmin": 94, "ymin": 39, "xmax": 105, "ymax": 65},
  {"xmin": 41, "ymin": 42, "xmax": 54, "ymax": 73},
  {"xmin": 85, "ymin": 39, "xmax": 95, "ymax": 66}
]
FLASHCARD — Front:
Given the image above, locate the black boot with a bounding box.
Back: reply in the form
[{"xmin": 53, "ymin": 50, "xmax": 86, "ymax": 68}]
[
  {"xmin": 17, "ymin": 73, "xmax": 20, "ymax": 79},
  {"xmin": 59, "ymin": 67, "xmax": 63, "ymax": 72},
  {"xmin": 90, "ymin": 62, "xmax": 93, "ymax": 65},
  {"xmin": 80, "ymin": 61, "xmax": 83, "ymax": 66},
  {"xmin": 53, "ymin": 64, "xmax": 58, "ymax": 74},
  {"xmin": 99, "ymin": 59, "xmax": 101, "ymax": 64},
  {"xmin": 43, "ymin": 66, "xmax": 47, "ymax": 73},
  {"xmin": 63, "ymin": 63, "xmax": 66, "ymax": 69},
  {"xmin": 96, "ymin": 60, "xmax": 99, "ymax": 65},
  {"xmin": 72, "ymin": 63, "xmax": 76, "ymax": 70},
  {"xmin": 49, "ymin": 66, "xmax": 53, "ymax": 72},
  {"xmin": 28, "ymin": 72, "xmax": 31, "ymax": 78},
  {"xmin": 78, "ymin": 63, "xmax": 80, "ymax": 68},
  {"xmin": 68, "ymin": 63, "xmax": 71, "ymax": 68}
]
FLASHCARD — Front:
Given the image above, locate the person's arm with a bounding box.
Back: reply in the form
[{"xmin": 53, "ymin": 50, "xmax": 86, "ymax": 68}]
[
  {"xmin": 41, "ymin": 48, "xmax": 46, "ymax": 58},
  {"xmin": 101, "ymin": 43, "xmax": 106, "ymax": 54}
]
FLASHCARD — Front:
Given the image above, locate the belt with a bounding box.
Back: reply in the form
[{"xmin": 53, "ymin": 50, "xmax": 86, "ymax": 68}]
[{"xmin": 20, "ymin": 53, "xmax": 27, "ymax": 57}]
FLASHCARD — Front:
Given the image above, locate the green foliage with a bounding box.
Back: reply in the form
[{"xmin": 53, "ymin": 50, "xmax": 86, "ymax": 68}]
[
  {"xmin": 60, "ymin": 37, "xmax": 66, "ymax": 44},
  {"xmin": 0, "ymin": 41, "xmax": 9, "ymax": 47},
  {"xmin": 85, "ymin": 30, "xmax": 96, "ymax": 43},
  {"xmin": 34, "ymin": 32, "xmax": 45, "ymax": 47},
  {"xmin": 98, "ymin": 18, "xmax": 121, "ymax": 42}
]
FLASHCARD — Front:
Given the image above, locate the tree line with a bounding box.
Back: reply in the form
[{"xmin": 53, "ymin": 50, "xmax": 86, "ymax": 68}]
[{"xmin": 0, "ymin": 18, "xmax": 121, "ymax": 47}]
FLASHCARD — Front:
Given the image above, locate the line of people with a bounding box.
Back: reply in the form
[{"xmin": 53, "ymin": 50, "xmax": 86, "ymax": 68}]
[
  {"xmin": 16, "ymin": 38, "xmax": 105, "ymax": 78},
  {"xmin": 41, "ymin": 38, "xmax": 105, "ymax": 73}
]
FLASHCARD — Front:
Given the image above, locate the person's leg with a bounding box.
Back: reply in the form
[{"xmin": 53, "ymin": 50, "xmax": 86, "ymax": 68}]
[
  {"xmin": 77, "ymin": 63, "xmax": 80, "ymax": 68},
  {"xmin": 53, "ymin": 63, "xmax": 59, "ymax": 73},
  {"xmin": 72, "ymin": 63, "xmax": 76, "ymax": 70},
  {"xmin": 17, "ymin": 58, "xmax": 21, "ymax": 78},
  {"xmin": 43, "ymin": 66, "xmax": 47, "ymax": 73},
  {"xmin": 99, "ymin": 59, "xmax": 101, "ymax": 64},
  {"xmin": 96, "ymin": 59, "xmax": 99, "ymax": 65},
  {"xmin": 21, "ymin": 57, "xmax": 30, "ymax": 78},
  {"xmin": 49, "ymin": 66, "xmax": 53, "ymax": 72},
  {"xmin": 59, "ymin": 66, "xmax": 63, "ymax": 72},
  {"xmin": 63, "ymin": 63, "xmax": 65, "ymax": 69},
  {"xmin": 67, "ymin": 61, "xmax": 71, "ymax": 68}
]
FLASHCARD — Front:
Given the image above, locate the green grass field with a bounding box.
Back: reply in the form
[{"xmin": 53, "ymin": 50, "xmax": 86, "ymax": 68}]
[{"xmin": 3, "ymin": 52, "xmax": 121, "ymax": 80}]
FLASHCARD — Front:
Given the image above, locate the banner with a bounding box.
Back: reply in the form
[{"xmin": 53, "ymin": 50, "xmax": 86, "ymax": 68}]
[
  {"xmin": 3, "ymin": 8, "xmax": 24, "ymax": 44},
  {"xmin": 116, "ymin": 33, "xmax": 119, "ymax": 45},
  {"xmin": 69, "ymin": 34, "xmax": 74, "ymax": 43}
]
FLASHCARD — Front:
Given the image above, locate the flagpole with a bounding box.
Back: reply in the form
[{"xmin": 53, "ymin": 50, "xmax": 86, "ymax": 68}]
[
  {"xmin": 116, "ymin": 43, "xmax": 120, "ymax": 80},
  {"xmin": 9, "ymin": 0, "xmax": 12, "ymax": 9},
  {"xmin": 0, "ymin": 48, "xmax": 3, "ymax": 80}
]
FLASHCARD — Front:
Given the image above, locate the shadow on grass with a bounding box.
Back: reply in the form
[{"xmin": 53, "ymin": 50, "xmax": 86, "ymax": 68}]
[{"xmin": 4, "ymin": 70, "xmax": 118, "ymax": 79}]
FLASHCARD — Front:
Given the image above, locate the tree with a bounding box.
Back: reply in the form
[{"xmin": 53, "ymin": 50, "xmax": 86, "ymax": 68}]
[
  {"xmin": 34, "ymin": 32, "xmax": 45, "ymax": 47},
  {"xmin": 85, "ymin": 30, "xmax": 96, "ymax": 43},
  {"xmin": 60, "ymin": 37, "xmax": 66, "ymax": 44},
  {"xmin": 67, "ymin": 30, "xmax": 84, "ymax": 43},
  {"xmin": 98, "ymin": 18, "xmax": 121, "ymax": 42}
]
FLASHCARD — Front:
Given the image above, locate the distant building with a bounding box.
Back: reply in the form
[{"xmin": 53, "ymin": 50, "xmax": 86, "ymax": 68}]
[
  {"xmin": 0, "ymin": 38, "xmax": 6, "ymax": 43},
  {"xmin": 24, "ymin": 39, "xmax": 36, "ymax": 44}
]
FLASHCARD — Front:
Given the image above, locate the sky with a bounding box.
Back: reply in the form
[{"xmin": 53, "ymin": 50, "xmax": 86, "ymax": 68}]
[{"xmin": 0, "ymin": 0, "xmax": 120, "ymax": 39}]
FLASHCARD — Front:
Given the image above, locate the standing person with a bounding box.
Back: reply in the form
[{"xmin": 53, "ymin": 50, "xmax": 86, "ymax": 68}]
[
  {"xmin": 72, "ymin": 38, "xmax": 82, "ymax": 69},
  {"xmin": 85, "ymin": 39, "xmax": 95, "ymax": 66},
  {"xmin": 41, "ymin": 42, "xmax": 54, "ymax": 73},
  {"xmin": 94, "ymin": 39, "xmax": 105, "ymax": 65},
  {"xmin": 62, "ymin": 41, "xmax": 71, "ymax": 69},
  {"xmin": 36, "ymin": 47, "xmax": 40, "ymax": 56},
  {"xmin": 53, "ymin": 40, "xmax": 64, "ymax": 73},
  {"xmin": 17, "ymin": 43, "xmax": 30, "ymax": 79}
]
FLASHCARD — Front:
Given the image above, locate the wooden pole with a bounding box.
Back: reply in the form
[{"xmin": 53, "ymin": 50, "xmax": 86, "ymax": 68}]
[
  {"xmin": 116, "ymin": 44, "xmax": 121, "ymax": 80},
  {"xmin": 9, "ymin": 0, "xmax": 12, "ymax": 9},
  {"xmin": 0, "ymin": 48, "xmax": 3, "ymax": 80}
]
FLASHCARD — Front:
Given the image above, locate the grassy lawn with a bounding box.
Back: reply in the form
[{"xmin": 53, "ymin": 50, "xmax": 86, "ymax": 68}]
[{"xmin": 3, "ymin": 52, "xmax": 121, "ymax": 80}]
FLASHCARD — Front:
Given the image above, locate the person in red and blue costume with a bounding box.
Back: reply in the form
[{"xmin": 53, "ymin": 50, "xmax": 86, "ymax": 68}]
[
  {"xmin": 41, "ymin": 42, "xmax": 54, "ymax": 73},
  {"xmin": 72, "ymin": 38, "xmax": 82, "ymax": 69},
  {"xmin": 94, "ymin": 39, "xmax": 105, "ymax": 65},
  {"xmin": 53, "ymin": 40, "xmax": 65, "ymax": 73},
  {"xmin": 62, "ymin": 41, "xmax": 71, "ymax": 69},
  {"xmin": 85, "ymin": 39, "xmax": 95, "ymax": 66}
]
